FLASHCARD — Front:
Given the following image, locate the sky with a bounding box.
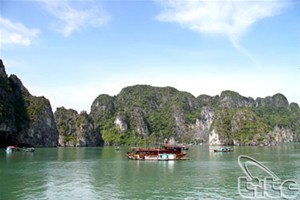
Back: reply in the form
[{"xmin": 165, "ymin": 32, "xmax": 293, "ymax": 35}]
[{"xmin": 0, "ymin": 0, "xmax": 300, "ymax": 113}]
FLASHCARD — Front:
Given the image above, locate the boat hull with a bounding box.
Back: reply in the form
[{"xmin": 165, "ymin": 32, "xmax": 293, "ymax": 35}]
[
  {"xmin": 213, "ymin": 148, "xmax": 233, "ymax": 152},
  {"xmin": 126, "ymin": 144, "xmax": 189, "ymax": 161}
]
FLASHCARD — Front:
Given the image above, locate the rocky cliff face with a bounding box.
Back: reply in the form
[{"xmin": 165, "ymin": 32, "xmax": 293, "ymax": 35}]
[
  {"xmin": 88, "ymin": 85, "xmax": 300, "ymax": 146},
  {"xmin": 187, "ymin": 107, "xmax": 214, "ymax": 144},
  {"xmin": 54, "ymin": 107, "xmax": 103, "ymax": 147},
  {"xmin": 208, "ymin": 92, "xmax": 299, "ymax": 146},
  {"xmin": 0, "ymin": 61, "xmax": 16, "ymax": 135},
  {"xmin": 0, "ymin": 60, "xmax": 58, "ymax": 147},
  {"xmin": 89, "ymin": 85, "xmax": 203, "ymax": 145}
]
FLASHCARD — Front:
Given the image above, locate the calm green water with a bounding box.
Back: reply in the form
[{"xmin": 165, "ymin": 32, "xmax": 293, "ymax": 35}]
[{"xmin": 1, "ymin": 144, "xmax": 300, "ymax": 200}]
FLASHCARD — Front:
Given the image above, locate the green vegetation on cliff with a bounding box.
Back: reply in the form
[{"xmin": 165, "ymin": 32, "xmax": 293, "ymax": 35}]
[
  {"xmin": 90, "ymin": 85, "xmax": 201, "ymax": 145},
  {"xmin": 54, "ymin": 107, "xmax": 102, "ymax": 147},
  {"xmin": 211, "ymin": 108, "xmax": 271, "ymax": 145},
  {"xmin": 89, "ymin": 85, "xmax": 300, "ymax": 146}
]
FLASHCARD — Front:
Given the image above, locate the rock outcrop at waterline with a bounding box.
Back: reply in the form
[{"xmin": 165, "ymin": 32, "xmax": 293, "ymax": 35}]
[{"xmin": 0, "ymin": 59, "xmax": 58, "ymax": 147}]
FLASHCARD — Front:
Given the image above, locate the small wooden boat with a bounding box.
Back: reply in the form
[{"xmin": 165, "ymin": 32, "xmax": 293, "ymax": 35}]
[
  {"xmin": 5, "ymin": 146, "xmax": 16, "ymax": 153},
  {"xmin": 15, "ymin": 147, "xmax": 35, "ymax": 152},
  {"xmin": 213, "ymin": 147, "xmax": 233, "ymax": 152},
  {"xmin": 6, "ymin": 146, "xmax": 35, "ymax": 153}
]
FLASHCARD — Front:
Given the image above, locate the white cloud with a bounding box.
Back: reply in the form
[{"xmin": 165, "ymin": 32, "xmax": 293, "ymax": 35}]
[
  {"xmin": 155, "ymin": 0, "xmax": 288, "ymax": 63},
  {"xmin": 0, "ymin": 17, "xmax": 39, "ymax": 47},
  {"xmin": 41, "ymin": 0, "xmax": 110, "ymax": 37}
]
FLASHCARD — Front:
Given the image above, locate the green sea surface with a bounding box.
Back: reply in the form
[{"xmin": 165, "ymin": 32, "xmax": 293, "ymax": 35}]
[{"xmin": 1, "ymin": 144, "xmax": 300, "ymax": 199}]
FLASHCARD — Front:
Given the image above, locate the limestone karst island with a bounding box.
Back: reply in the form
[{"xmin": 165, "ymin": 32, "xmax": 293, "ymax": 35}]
[{"xmin": 1, "ymin": 59, "xmax": 300, "ymax": 148}]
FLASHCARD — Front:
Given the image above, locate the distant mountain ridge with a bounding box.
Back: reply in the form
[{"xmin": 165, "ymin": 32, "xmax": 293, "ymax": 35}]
[{"xmin": 1, "ymin": 59, "xmax": 299, "ymax": 147}]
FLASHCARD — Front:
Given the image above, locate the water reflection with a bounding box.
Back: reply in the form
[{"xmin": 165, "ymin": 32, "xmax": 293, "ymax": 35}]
[
  {"xmin": 159, "ymin": 160, "xmax": 174, "ymax": 172},
  {"xmin": 57, "ymin": 147, "xmax": 86, "ymax": 161}
]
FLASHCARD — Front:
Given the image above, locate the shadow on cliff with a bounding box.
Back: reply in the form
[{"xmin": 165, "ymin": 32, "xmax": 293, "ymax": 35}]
[{"xmin": 0, "ymin": 75, "xmax": 30, "ymax": 148}]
